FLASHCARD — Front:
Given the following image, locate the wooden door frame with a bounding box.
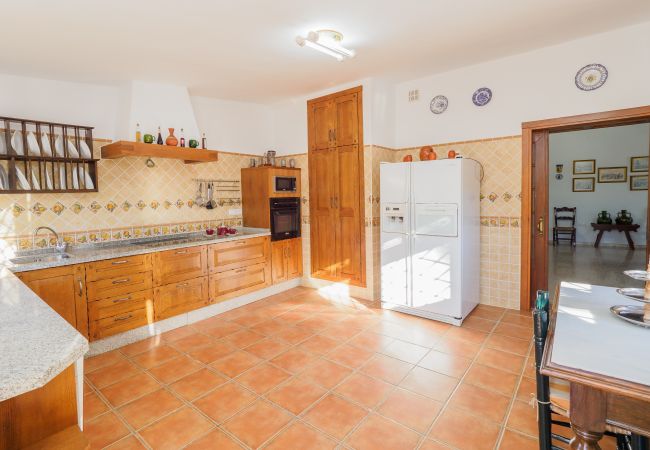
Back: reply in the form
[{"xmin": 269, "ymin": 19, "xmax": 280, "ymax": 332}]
[{"xmin": 520, "ymin": 105, "xmax": 650, "ymax": 310}]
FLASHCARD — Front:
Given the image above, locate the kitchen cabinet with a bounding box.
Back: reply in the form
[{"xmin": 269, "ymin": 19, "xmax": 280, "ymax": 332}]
[
  {"xmin": 87, "ymin": 290, "xmax": 153, "ymax": 340},
  {"xmin": 17, "ymin": 265, "xmax": 89, "ymax": 338},
  {"xmin": 209, "ymin": 263, "xmax": 270, "ymax": 302},
  {"xmin": 307, "ymin": 86, "xmax": 365, "ymax": 286},
  {"xmin": 153, "ymin": 245, "xmax": 207, "ymax": 286},
  {"xmin": 86, "ymin": 254, "xmax": 152, "ymax": 282},
  {"xmin": 208, "ymin": 236, "xmax": 270, "ymax": 273},
  {"xmin": 271, "ymin": 238, "xmax": 302, "ymax": 284},
  {"xmin": 154, "ymin": 276, "xmax": 209, "ymax": 321}
]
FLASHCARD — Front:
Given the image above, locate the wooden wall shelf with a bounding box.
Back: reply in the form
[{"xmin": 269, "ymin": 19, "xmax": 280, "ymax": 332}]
[{"xmin": 101, "ymin": 141, "xmax": 219, "ymax": 164}]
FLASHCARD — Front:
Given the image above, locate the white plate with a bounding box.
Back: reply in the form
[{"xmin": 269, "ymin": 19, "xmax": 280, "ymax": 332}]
[
  {"xmin": 27, "ymin": 132, "xmax": 40, "ymax": 156},
  {"xmin": 40, "ymin": 132, "xmax": 52, "ymax": 157},
  {"xmin": 31, "ymin": 169, "xmax": 40, "ymax": 190},
  {"xmin": 67, "ymin": 139, "xmax": 80, "ymax": 158},
  {"xmin": 45, "ymin": 168, "xmax": 53, "ymax": 190},
  {"xmin": 11, "ymin": 131, "xmax": 24, "ymax": 155},
  {"xmin": 16, "ymin": 166, "xmax": 30, "ymax": 190},
  {"xmin": 72, "ymin": 166, "xmax": 79, "ymax": 189},
  {"xmin": 0, "ymin": 165, "xmax": 7, "ymax": 189},
  {"xmin": 79, "ymin": 140, "xmax": 92, "ymax": 159},
  {"xmin": 54, "ymin": 135, "xmax": 65, "ymax": 157},
  {"xmin": 58, "ymin": 165, "xmax": 66, "ymax": 189},
  {"xmin": 84, "ymin": 168, "xmax": 94, "ymax": 189},
  {"xmin": 0, "ymin": 132, "xmax": 6, "ymax": 155}
]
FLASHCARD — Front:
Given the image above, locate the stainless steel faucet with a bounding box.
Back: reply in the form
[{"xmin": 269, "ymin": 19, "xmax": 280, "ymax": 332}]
[{"xmin": 33, "ymin": 226, "xmax": 67, "ymax": 252}]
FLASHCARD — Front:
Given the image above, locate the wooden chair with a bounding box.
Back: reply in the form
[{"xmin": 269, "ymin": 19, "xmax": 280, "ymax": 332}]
[
  {"xmin": 532, "ymin": 290, "xmax": 648, "ymax": 450},
  {"xmin": 552, "ymin": 207, "xmax": 576, "ymax": 246}
]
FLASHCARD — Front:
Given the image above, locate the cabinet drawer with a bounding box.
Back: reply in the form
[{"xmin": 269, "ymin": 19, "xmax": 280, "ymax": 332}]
[
  {"xmin": 87, "ymin": 271, "xmax": 153, "ymax": 301},
  {"xmin": 153, "ymin": 245, "xmax": 207, "ymax": 286},
  {"xmin": 154, "ymin": 276, "xmax": 209, "ymax": 321},
  {"xmin": 208, "ymin": 236, "xmax": 269, "ymax": 273},
  {"xmin": 87, "ymin": 289, "xmax": 153, "ymax": 322},
  {"xmin": 89, "ymin": 307, "xmax": 151, "ymax": 341},
  {"xmin": 209, "ymin": 262, "xmax": 270, "ymax": 302},
  {"xmin": 86, "ymin": 254, "xmax": 152, "ymax": 281}
]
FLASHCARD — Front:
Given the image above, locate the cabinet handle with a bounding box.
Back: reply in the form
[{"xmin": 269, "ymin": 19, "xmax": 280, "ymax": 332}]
[
  {"xmin": 176, "ymin": 282, "xmax": 190, "ymax": 288},
  {"xmin": 112, "ymin": 278, "xmax": 130, "ymax": 285},
  {"xmin": 175, "ymin": 250, "xmax": 188, "ymax": 254},
  {"xmin": 333, "ymin": 197, "xmax": 339, "ymax": 208},
  {"xmin": 112, "ymin": 296, "xmax": 132, "ymax": 303},
  {"xmin": 111, "ymin": 260, "xmax": 129, "ymax": 265},
  {"xmin": 332, "ymin": 128, "xmax": 336, "ymax": 142},
  {"xmin": 78, "ymin": 278, "xmax": 83, "ymax": 297},
  {"xmin": 235, "ymin": 268, "xmax": 247, "ymax": 273},
  {"xmin": 114, "ymin": 314, "xmax": 133, "ymax": 322}
]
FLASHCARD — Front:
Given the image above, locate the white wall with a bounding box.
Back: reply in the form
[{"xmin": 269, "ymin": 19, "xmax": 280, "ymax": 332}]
[
  {"xmin": 549, "ymin": 124, "xmax": 649, "ymax": 246},
  {"xmin": 394, "ymin": 22, "xmax": 650, "ymax": 148}
]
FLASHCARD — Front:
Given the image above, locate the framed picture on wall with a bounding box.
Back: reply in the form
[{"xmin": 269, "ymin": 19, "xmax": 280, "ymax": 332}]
[
  {"xmin": 630, "ymin": 175, "xmax": 648, "ymax": 191},
  {"xmin": 631, "ymin": 156, "xmax": 648, "ymax": 172},
  {"xmin": 598, "ymin": 166, "xmax": 627, "ymax": 183},
  {"xmin": 573, "ymin": 160, "xmax": 595, "ymax": 174},
  {"xmin": 572, "ymin": 177, "xmax": 595, "ymax": 192}
]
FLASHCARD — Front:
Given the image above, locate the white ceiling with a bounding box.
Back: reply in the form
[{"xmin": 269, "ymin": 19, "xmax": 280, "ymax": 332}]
[{"xmin": 3, "ymin": 0, "xmax": 650, "ymax": 103}]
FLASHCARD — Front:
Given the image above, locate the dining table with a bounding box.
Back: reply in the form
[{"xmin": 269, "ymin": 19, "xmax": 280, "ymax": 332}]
[{"xmin": 541, "ymin": 281, "xmax": 650, "ymax": 450}]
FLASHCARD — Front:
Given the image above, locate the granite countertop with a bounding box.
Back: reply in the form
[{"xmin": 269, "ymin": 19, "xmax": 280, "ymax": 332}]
[{"xmin": 0, "ymin": 227, "xmax": 270, "ymax": 401}]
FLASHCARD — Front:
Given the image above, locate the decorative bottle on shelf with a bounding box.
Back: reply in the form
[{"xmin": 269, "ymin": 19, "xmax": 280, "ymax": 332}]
[
  {"xmin": 201, "ymin": 133, "xmax": 206, "ymax": 149},
  {"xmin": 135, "ymin": 123, "xmax": 141, "ymax": 142},
  {"xmin": 166, "ymin": 128, "xmax": 178, "ymax": 146},
  {"xmin": 156, "ymin": 126, "xmax": 163, "ymax": 145},
  {"xmin": 180, "ymin": 128, "xmax": 185, "ymax": 147}
]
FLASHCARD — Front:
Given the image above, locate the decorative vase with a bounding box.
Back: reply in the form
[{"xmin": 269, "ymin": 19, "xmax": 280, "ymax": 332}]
[
  {"xmin": 403, "ymin": 155, "xmax": 413, "ymax": 162},
  {"xmin": 448, "ymin": 150, "xmax": 456, "ymax": 159},
  {"xmin": 419, "ymin": 146, "xmax": 433, "ymax": 161},
  {"xmin": 596, "ymin": 210, "xmax": 612, "ymax": 224},
  {"xmin": 615, "ymin": 210, "xmax": 633, "ymax": 225},
  {"xmin": 165, "ymin": 128, "xmax": 178, "ymax": 146},
  {"xmin": 427, "ymin": 151, "xmax": 437, "ymax": 160}
]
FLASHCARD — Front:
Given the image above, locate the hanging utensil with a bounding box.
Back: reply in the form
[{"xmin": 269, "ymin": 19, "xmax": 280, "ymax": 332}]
[
  {"xmin": 208, "ymin": 183, "xmax": 217, "ymax": 209},
  {"xmin": 195, "ymin": 182, "xmax": 204, "ymax": 207},
  {"xmin": 206, "ymin": 182, "xmax": 213, "ymax": 209}
]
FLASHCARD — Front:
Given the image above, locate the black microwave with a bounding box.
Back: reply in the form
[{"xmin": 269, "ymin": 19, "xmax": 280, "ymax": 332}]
[{"xmin": 274, "ymin": 176, "xmax": 297, "ymax": 193}]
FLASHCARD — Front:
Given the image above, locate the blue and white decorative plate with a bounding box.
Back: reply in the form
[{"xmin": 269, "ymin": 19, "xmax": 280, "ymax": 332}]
[
  {"xmin": 575, "ymin": 63, "xmax": 608, "ymax": 91},
  {"xmin": 472, "ymin": 87, "xmax": 492, "ymax": 106},
  {"xmin": 429, "ymin": 95, "xmax": 448, "ymax": 114}
]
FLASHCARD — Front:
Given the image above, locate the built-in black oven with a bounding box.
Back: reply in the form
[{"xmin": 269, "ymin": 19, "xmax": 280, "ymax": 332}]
[
  {"xmin": 270, "ymin": 197, "xmax": 300, "ymax": 241},
  {"xmin": 274, "ymin": 176, "xmax": 297, "ymax": 193}
]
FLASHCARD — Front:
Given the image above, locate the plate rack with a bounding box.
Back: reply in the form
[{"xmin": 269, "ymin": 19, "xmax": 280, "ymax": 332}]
[{"xmin": 0, "ymin": 116, "xmax": 99, "ymax": 193}]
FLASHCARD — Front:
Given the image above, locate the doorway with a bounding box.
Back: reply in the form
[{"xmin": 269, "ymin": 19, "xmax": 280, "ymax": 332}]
[{"xmin": 520, "ymin": 106, "xmax": 650, "ymax": 310}]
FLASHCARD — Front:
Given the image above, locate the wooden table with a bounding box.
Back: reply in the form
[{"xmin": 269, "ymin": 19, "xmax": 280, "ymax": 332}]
[
  {"xmin": 541, "ymin": 282, "xmax": 650, "ymax": 449},
  {"xmin": 591, "ymin": 223, "xmax": 640, "ymax": 249}
]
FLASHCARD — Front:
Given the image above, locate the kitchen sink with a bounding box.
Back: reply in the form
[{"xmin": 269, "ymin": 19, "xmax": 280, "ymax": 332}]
[{"xmin": 10, "ymin": 253, "xmax": 71, "ymax": 265}]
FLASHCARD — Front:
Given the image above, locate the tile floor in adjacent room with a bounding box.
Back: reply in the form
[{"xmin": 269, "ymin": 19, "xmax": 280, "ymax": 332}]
[{"xmin": 81, "ymin": 286, "xmax": 607, "ymax": 450}]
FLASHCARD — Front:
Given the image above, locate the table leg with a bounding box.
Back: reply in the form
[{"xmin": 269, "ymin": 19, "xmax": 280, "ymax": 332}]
[
  {"xmin": 569, "ymin": 384, "xmax": 606, "ymax": 450},
  {"xmin": 624, "ymin": 231, "xmax": 635, "ymax": 250},
  {"xmin": 594, "ymin": 231, "xmax": 604, "ymax": 248}
]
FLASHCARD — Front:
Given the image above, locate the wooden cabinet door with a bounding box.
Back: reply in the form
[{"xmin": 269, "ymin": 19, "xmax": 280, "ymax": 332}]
[
  {"xmin": 308, "ymin": 147, "xmax": 339, "ymax": 279},
  {"xmin": 287, "ymin": 238, "xmax": 303, "ymax": 280},
  {"xmin": 208, "ymin": 236, "xmax": 269, "ymax": 273},
  {"xmin": 153, "ymin": 245, "xmax": 207, "ymax": 286},
  {"xmin": 17, "ymin": 265, "xmax": 88, "ymax": 337},
  {"xmin": 308, "ymin": 99, "xmax": 334, "ymax": 151},
  {"xmin": 271, "ymin": 240, "xmax": 288, "ymax": 284},
  {"xmin": 333, "ymin": 92, "xmax": 360, "ymax": 147},
  {"xmin": 210, "ymin": 263, "xmax": 270, "ymax": 302},
  {"xmin": 335, "ymin": 145, "xmax": 364, "ymax": 284},
  {"xmin": 154, "ymin": 276, "xmax": 209, "ymax": 321}
]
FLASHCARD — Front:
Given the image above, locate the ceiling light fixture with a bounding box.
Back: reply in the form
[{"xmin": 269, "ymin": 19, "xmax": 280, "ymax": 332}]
[{"xmin": 296, "ymin": 30, "xmax": 355, "ymax": 61}]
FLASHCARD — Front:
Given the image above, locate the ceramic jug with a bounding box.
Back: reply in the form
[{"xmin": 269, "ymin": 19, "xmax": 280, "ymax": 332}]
[
  {"xmin": 596, "ymin": 210, "xmax": 612, "ymax": 224},
  {"xmin": 615, "ymin": 210, "xmax": 633, "ymax": 225}
]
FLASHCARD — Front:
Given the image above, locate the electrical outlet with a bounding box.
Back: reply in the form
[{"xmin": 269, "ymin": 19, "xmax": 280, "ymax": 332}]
[{"xmin": 228, "ymin": 208, "xmax": 242, "ymax": 216}]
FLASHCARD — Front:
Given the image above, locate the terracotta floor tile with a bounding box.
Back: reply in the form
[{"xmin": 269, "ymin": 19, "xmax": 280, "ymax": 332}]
[
  {"xmin": 300, "ymin": 359, "xmax": 352, "ymax": 389},
  {"xmin": 86, "ymin": 358, "xmax": 141, "ymax": 389},
  {"xmin": 523, "ymin": 357, "xmax": 536, "ymax": 379},
  {"xmin": 250, "ymin": 319, "xmax": 288, "ymax": 336},
  {"xmin": 399, "ymin": 366, "xmax": 458, "ymax": 401},
  {"xmin": 211, "ymin": 350, "xmax": 262, "ymax": 378},
  {"xmin": 334, "ymin": 373, "xmax": 393, "ymax": 408},
  {"xmin": 346, "ymin": 413, "xmax": 421, "ymax": 450},
  {"xmin": 160, "ymin": 326, "xmax": 197, "ymax": 343},
  {"xmin": 139, "ymin": 407, "xmax": 214, "ymax": 450},
  {"xmin": 274, "ymin": 326, "xmax": 315, "ymax": 345},
  {"xmin": 304, "ymin": 394, "xmax": 368, "ymax": 440},
  {"xmin": 516, "ymin": 376, "xmax": 536, "ymax": 402},
  {"xmin": 275, "ymin": 310, "xmax": 313, "ymax": 324},
  {"xmin": 296, "ymin": 315, "xmax": 333, "ymax": 332},
  {"xmin": 419, "ymin": 439, "xmax": 454, "ymax": 450},
  {"xmin": 347, "ymin": 330, "xmax": 395, "ymax": 352},
  {"xmin": 119, "ymin": 337, "xmax": 164, "ymax": 357},
  {"xmin": 265, "ymin": 421, "xmax": 337, "ymax": 450},
  {"xmin": 318, "ymin": 323, "xmax": 363, "ymax": 341},
  {"xmin": 118, "ymin": 389, "xmax": 184, "ymax": 430},
  {"xmin": 461, "ymin": 315, "xmax": 498, "ymax": 333},
  {"xmin": 184, "ymin": 428, "xmax": 244, "ymax": 450},
  {"xmin": 224, "ymin": 400, "xmax": 292, "ymax": 448},
  {"xmin": 85, "ymin": 350, "xmax": 125, "ymax": 374},
  {"xmin": 130, "ymin": 345, "xmax": 181, "ymax": 369},
  {"xmin": 418, "ymin": 349, "xmax": 473, "ymax": 378},
  {"xmin": 494, "ymin": 322, "xmax": 532, "ymax": 340},
  {"xmin": 378, "ymin": 388, "xmax": 443, "ymax": 433},
  {"xmin": 236, "ymin": 362, "xmax": 292, "ymax": 394},
  {"xmin": 432, "ymin": 336, "xmax": 482, "ymax": 358},
  {"xmin": 360, "ymin": 354, "xmax": 414, "ymax": 385},
  {"xmin": 429, "ymin": 407, "xmax": 501, "ymax": 450},
  {"xmin": 506, "ymin": 400, "xmax": 539, "ymax": 437},
  {"xmin": 202, "ymin": 322, "xmax": 244, "ymax": 340},
  {"xmin": 271, "ymin": 348, "xmax": 318, "ymax": 373},
  {"xmin": 224, "ymin": 329, "xmax": 266, "ymax": 348},
  {"xmin": 84, "ymin": 391, "xmax": 109, "ymax": 422},
  {"xmin": 100, "ymin": 372, "xmax": 161, "ymax": 407},
  {"xmin": 229, "ymin": 312, "xmax": 267, "ymax": 327},
  {"xmin": 148, "ymin": 355, "xmax": 203, "ymax": 384},
  {"xmin": 193, "ymin": 381, "xmax": 257, "ymax": 423},
  {"xmin": 326, "ymin": 343, "xmax": 374, "ymax": 369},
  {"xmin": 476, "ymin": 348, "xmax": 525, "ymax": 374},
  {"xmin": 499, "ymin": 429, "xmax": 539, "ymax": 450},
  {"xmin": 501, "ymin": 313, "xmax": 534, "ymax": 328},
  {"xmin": 187, "ymin": 340, "xmax": 237, "ymax": 364},
  {"xmin": 447, "ymin": 382, "xmax": 511, "ymax": 424},
  {"xmin": 171, "ymin": 332, "xmax": 215, "ymax": 352},
  {"xmin": 464, "ymin": 363, "xmax": 519, "ymax": 396},
  {"xmin": 343, "ymin": 315, "xmax": 381, "ymax": 330},
  {"xmin": 190, "ymin": 315, "xmax": 228, "ymax": 332},
  {"xmin": 170, "ymin": 368, "xmax": 227, "ymax": 400},
  {"xmin": 471, "ymin": 305, "xmax": 506, "ymax": 321},
  {"xmin": 267, "ymin": 377, "xmax": 327, "ymax": 414},
  {"xmin": 381, "ymin": 339, "xmax": 429, "ymax": 364},
  {"xmin": 84, "ymin": 412, "xmax": 130, "ymax": 449},
  {"xmin": 484, "ymin": 334, "xmax": 531, "ymax": 356},
  {"xmin": 244, "ymin": 338, "xmax": 290, "ymax": 360},
  {"xmin": 298, "ymin": 334, "xmax": 339, "ymax": 355},
  {"xmin": 445, "ymin": 327, "xmax": 489, "ymax": 345},
  {"xmin": 105, "ymin": 435, "xmax": 147, "ymax": 450},
  {"xmin": 84, "ymin": 380, "xmax": 93, "ymax": 395}
]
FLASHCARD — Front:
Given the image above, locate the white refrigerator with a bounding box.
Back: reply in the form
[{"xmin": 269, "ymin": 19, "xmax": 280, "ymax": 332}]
[{"xmin": 380, "ymin": 159, "xmax": 480, "ymax": 326}]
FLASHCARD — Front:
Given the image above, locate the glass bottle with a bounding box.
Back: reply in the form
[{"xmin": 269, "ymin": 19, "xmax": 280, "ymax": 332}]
[
  {"xmin": 201, "ymin": 133, "xmax": 206, "ymax": 149},
  {"xmin": 180, "ymin": 128, "xmax": 185, "ymax": 147},
  {"xmin": 156, "ymin": 126, "xmax": 163, "ymax": 145},
  {"xmin": 135, "ymin": 123, "xmax": 141, "ymax": 142}
]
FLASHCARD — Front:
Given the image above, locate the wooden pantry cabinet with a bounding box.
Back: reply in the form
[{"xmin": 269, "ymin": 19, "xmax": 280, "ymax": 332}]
[
  {"xmin": 271, "ymin": 238, "xmax": 302, "ymax": 284},
  {"xmin": 307, "ymin": 86, "xmax": 365, "ymax": 286}
]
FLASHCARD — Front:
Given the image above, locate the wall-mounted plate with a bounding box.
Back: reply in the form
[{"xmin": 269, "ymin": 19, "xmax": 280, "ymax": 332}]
[
  {"xmin": 429, "ymin": 95, "xmax": 448, "ymax": 114},
  {"xmin": 575, "ymin": 63, "xmax": 608, "ymax": 91},
  {"xmin": 472, "ymin": 87, "xmax": 492, "ymax": 106}
]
